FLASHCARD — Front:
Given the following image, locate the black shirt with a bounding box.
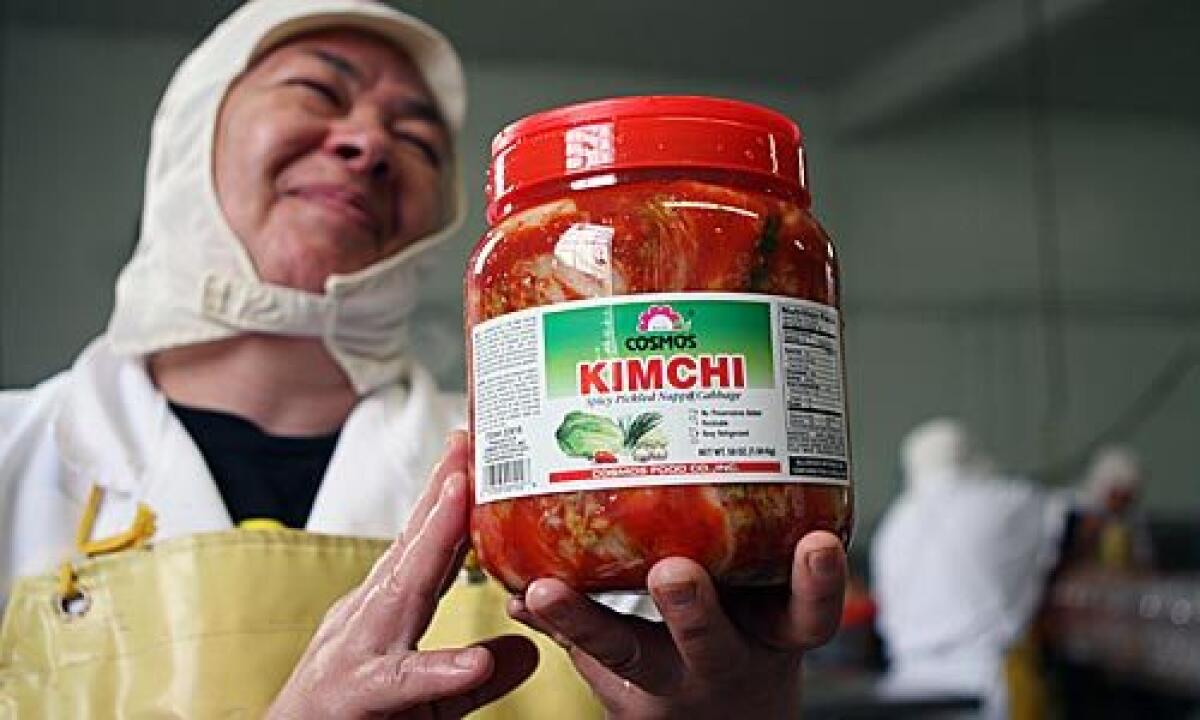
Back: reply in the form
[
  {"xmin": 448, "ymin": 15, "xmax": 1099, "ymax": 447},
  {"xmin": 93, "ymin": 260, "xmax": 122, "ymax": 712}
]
[{"xmin": 169, "ymin": 402, "xmax": 340, "ymax": 529}]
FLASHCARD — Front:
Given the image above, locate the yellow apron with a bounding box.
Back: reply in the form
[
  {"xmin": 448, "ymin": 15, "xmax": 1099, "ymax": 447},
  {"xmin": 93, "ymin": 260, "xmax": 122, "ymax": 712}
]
[
  {"xmin": 0, "ymin": 495, "xmax": 600, "ymax": 718},
  {"xmin": 1002, "ymin": 628, "xmax": 1050, "ymax": 720}
]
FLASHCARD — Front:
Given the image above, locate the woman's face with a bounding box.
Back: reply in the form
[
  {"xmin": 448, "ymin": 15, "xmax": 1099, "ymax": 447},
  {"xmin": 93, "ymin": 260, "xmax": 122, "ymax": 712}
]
[{"xmin": 214, "ymin": 29, "xmax": 449, "ymax": 293}]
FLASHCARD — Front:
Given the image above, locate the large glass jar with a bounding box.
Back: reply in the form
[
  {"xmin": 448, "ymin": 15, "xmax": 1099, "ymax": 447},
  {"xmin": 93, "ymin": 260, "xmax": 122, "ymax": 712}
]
[{"xmin": 466, "ymin": 96, "xmax": 852, "ymax": 593}]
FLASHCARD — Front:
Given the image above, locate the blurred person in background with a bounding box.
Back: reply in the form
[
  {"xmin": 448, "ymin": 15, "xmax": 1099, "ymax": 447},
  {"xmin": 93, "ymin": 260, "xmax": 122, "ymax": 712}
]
[
  {"xmin": 1048, "ymin": 447, "xmax": 1188, "ymax": 719},
  {"xmin": 1060, "ymin": 445, "xmax": 1154, "ymax": 573},
  {"xmin": 871, "ymin": 418, "xmax": 1065, "ymax": 720},
  {"xmin": 0, "ymin": 0, "xmax": 847, "ymax": 716}
]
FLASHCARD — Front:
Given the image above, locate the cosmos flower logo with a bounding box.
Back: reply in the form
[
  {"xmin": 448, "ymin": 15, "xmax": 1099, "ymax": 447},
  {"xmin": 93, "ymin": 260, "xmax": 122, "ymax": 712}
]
[{"xmin": 637, "ymin": 305, "xmax": 689, "ymax": 333}]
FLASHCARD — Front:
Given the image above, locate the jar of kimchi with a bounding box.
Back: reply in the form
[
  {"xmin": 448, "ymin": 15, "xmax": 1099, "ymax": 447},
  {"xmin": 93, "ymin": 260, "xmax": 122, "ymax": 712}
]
[{"xmin": 466, "ymin": 96, "xmax": 852, "ymax": 593}]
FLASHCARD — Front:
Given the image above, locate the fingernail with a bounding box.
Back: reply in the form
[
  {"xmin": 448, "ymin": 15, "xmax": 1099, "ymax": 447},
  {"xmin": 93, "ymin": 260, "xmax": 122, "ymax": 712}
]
[
  {"xmin": 528, "ymin": 582, "xmax": 571, "ymax": 624},
  {"xmin": 808, "ymin": 548, "xmax": 840, "ymax": 580},
  {"xmin": 454, "ymin": 649, "xmax": 483, "ymax": 670},
  {"xmin": 657, "ymin": 581, "xmax": 697, "ymax": 607}
]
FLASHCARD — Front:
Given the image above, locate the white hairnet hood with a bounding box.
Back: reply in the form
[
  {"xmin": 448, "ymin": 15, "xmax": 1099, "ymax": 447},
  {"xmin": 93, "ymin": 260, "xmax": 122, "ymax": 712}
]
[
  {"xmin": 106, "ymin": 0, "xmax": 466, "ymax": 395},
  {"xmin": 901, "ymin": 417, "xmax": 995, "ymax": 492},
  {"xmin": 1082, "ymin": 445, "xmax": 1144, "ymax": 507}
]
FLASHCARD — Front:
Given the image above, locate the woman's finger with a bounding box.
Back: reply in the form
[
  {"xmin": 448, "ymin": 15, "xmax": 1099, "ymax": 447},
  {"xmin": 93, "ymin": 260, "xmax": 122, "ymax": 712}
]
[
  {"xmin": 647, "ymin": 557, "xmax": 747, "ymax": 677},
  {"xmin": 788, "ymin": 532, "xmax": 847, "ymax": 650},
  {"xmin": 352, "ymin": 471, "xmax": 471, "ymax": 651},
  {"xmin": 352, "ymin": 646, "xmax": 493, "ymax": 713},
  {"xmin": 506, "ymin": 595, "xmax": 552, "ymax": 636},
  {"xmin": 432, "ymin": 635, "xmax": 540, "ymax": 718},
  {"xmin": 399, "ymin": 431, "xmax": 470, "ymax": 549},
  {"xmin": 304, "ymin": 590, "xmax": 359, "ymax": 653},
  {"xmin": 524, "ymin": 578, "xmax": 678, "ymax": 693},
  {"xmin": 352, "ymin": 431, "xmax": 470, "ymax": 613},
  {"xmin": 735, "ymin": 531, "xmax": 846, "ymax": 651}
]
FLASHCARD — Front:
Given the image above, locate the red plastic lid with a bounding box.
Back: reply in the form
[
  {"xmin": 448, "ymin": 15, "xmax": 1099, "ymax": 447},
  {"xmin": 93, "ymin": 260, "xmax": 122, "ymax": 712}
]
[{"xmin": 486, "ymin": 95, "xmax": 809, "ymax": 224}]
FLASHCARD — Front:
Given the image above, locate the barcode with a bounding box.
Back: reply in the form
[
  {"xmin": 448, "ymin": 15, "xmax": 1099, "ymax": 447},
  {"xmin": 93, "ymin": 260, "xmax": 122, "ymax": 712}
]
[{"xmin": 483, "ymin": 459, "xmax": 531, "ymax": 489}]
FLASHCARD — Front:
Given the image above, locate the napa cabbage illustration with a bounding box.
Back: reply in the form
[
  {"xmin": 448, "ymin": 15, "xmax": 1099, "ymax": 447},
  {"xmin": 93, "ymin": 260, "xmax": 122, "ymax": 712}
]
[{"xmin": 555, "ymin": 410, "xmax": 668, "ymax": 461}]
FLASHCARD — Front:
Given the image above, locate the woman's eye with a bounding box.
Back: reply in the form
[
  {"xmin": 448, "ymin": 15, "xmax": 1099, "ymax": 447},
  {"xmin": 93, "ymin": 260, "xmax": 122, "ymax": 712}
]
[
  {"xmin": 290, "ymin": 79, "xmax": 340, "ymax": 106},
  {"xmin": 392, "ymin": 130, "xmax": 442, "ymax": 169}
]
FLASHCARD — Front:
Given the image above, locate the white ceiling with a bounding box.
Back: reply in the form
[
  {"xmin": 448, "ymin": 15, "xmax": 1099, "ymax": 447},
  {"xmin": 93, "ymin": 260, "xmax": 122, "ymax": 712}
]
[{"xmin": 3, "ymin": 0, "xmax": 968, "ymax": 86}]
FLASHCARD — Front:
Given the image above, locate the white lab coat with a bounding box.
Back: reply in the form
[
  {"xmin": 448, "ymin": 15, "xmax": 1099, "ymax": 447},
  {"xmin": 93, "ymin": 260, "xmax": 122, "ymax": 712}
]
[
  {"xmin": 870, "ymin": 474, "xmax": 1064, "ymax": 719},
  {"xmin": 0, "ymin": 336, "xmax": 463, "ymax": 610}
]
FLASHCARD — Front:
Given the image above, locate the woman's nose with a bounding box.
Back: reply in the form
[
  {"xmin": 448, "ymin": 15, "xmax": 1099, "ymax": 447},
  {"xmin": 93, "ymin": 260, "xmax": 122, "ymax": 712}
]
[{"xmin": 328, "ymin": 119, "xmax": 391, "ymax": 181}]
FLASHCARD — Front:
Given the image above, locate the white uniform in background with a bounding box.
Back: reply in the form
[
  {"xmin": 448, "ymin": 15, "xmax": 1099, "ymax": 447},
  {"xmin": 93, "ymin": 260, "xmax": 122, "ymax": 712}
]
[{"xmin": 870, "ymin": 418, "xmax": 1064, "ymax": 719}]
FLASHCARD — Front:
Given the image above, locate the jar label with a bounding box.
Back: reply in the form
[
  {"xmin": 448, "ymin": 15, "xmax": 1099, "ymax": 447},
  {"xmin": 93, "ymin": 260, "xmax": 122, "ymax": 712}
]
[{"xmin": 471, "ymin": 292, "xmax": 849, "ymax": 503}]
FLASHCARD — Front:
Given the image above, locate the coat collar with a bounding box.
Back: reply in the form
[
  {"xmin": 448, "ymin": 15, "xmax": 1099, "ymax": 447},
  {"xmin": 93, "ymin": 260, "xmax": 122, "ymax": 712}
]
[
  {"xmin": 52, "ymin": 337, "xmax": 460, "ymax": 542},
  {"xmin": 306, "ymin": 368, "xmax": 457, "ymax": 538},
  {"xmin": 53, "ymin": 337, "xmax": 234, "ymax": 538}
]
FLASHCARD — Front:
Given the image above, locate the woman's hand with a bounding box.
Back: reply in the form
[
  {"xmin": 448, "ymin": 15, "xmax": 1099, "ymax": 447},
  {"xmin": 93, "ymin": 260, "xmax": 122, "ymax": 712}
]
[
  {"xmin": 509, "ymin": 531, "xmax": 846, "ymax": 719},
  {"xmin": 268, "ymin": 432, "xmax": 538, "ymax": 719}
]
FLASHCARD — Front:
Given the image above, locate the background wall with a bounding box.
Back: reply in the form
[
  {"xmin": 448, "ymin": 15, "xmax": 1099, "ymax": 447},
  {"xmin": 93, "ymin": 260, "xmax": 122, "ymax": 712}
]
[
  {"xmin": 1, "ymin": 0, "xmax": 1197, "ymax": 533},
  {"xmin": 830, "ymin": 111, "xmax": 1200, "ymax": 523}
]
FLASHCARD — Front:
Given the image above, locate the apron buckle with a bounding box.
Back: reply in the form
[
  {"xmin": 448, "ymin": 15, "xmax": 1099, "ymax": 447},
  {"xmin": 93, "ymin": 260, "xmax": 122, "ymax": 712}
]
[{"xmin": 55, "ymin": 485, "xmax": 159, "ymax": 616}]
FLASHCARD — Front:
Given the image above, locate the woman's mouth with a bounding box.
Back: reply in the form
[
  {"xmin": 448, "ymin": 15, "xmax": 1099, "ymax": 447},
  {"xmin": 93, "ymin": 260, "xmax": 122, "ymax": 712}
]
[{"xmin": 287, "ymin": 185, "xmax": 381, "ymax": 235}]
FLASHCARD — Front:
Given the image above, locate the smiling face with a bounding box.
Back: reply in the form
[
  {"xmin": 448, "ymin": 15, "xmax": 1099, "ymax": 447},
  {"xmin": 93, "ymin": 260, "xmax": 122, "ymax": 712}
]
[{"xmin": 213, "ymin": 29, "xmax": 450, "ymax": 293}]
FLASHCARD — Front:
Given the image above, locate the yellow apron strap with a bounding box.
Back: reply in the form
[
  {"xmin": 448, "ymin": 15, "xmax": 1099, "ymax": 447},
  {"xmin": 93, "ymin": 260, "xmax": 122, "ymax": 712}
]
[
  {"xmin": 1003, "ymin": 628, "xmax": 1050, "ymax": 720},
  {"xmin": 57, "ymin": 484, "xmax": 158, "ymax": 600},
  {"xmin": 1097, "ymin": 521, "xmax": 1134, "ymax": 571},
  {"xmin": 238, "ymin": 518, "xmax": 288, "ymax": 531}
]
